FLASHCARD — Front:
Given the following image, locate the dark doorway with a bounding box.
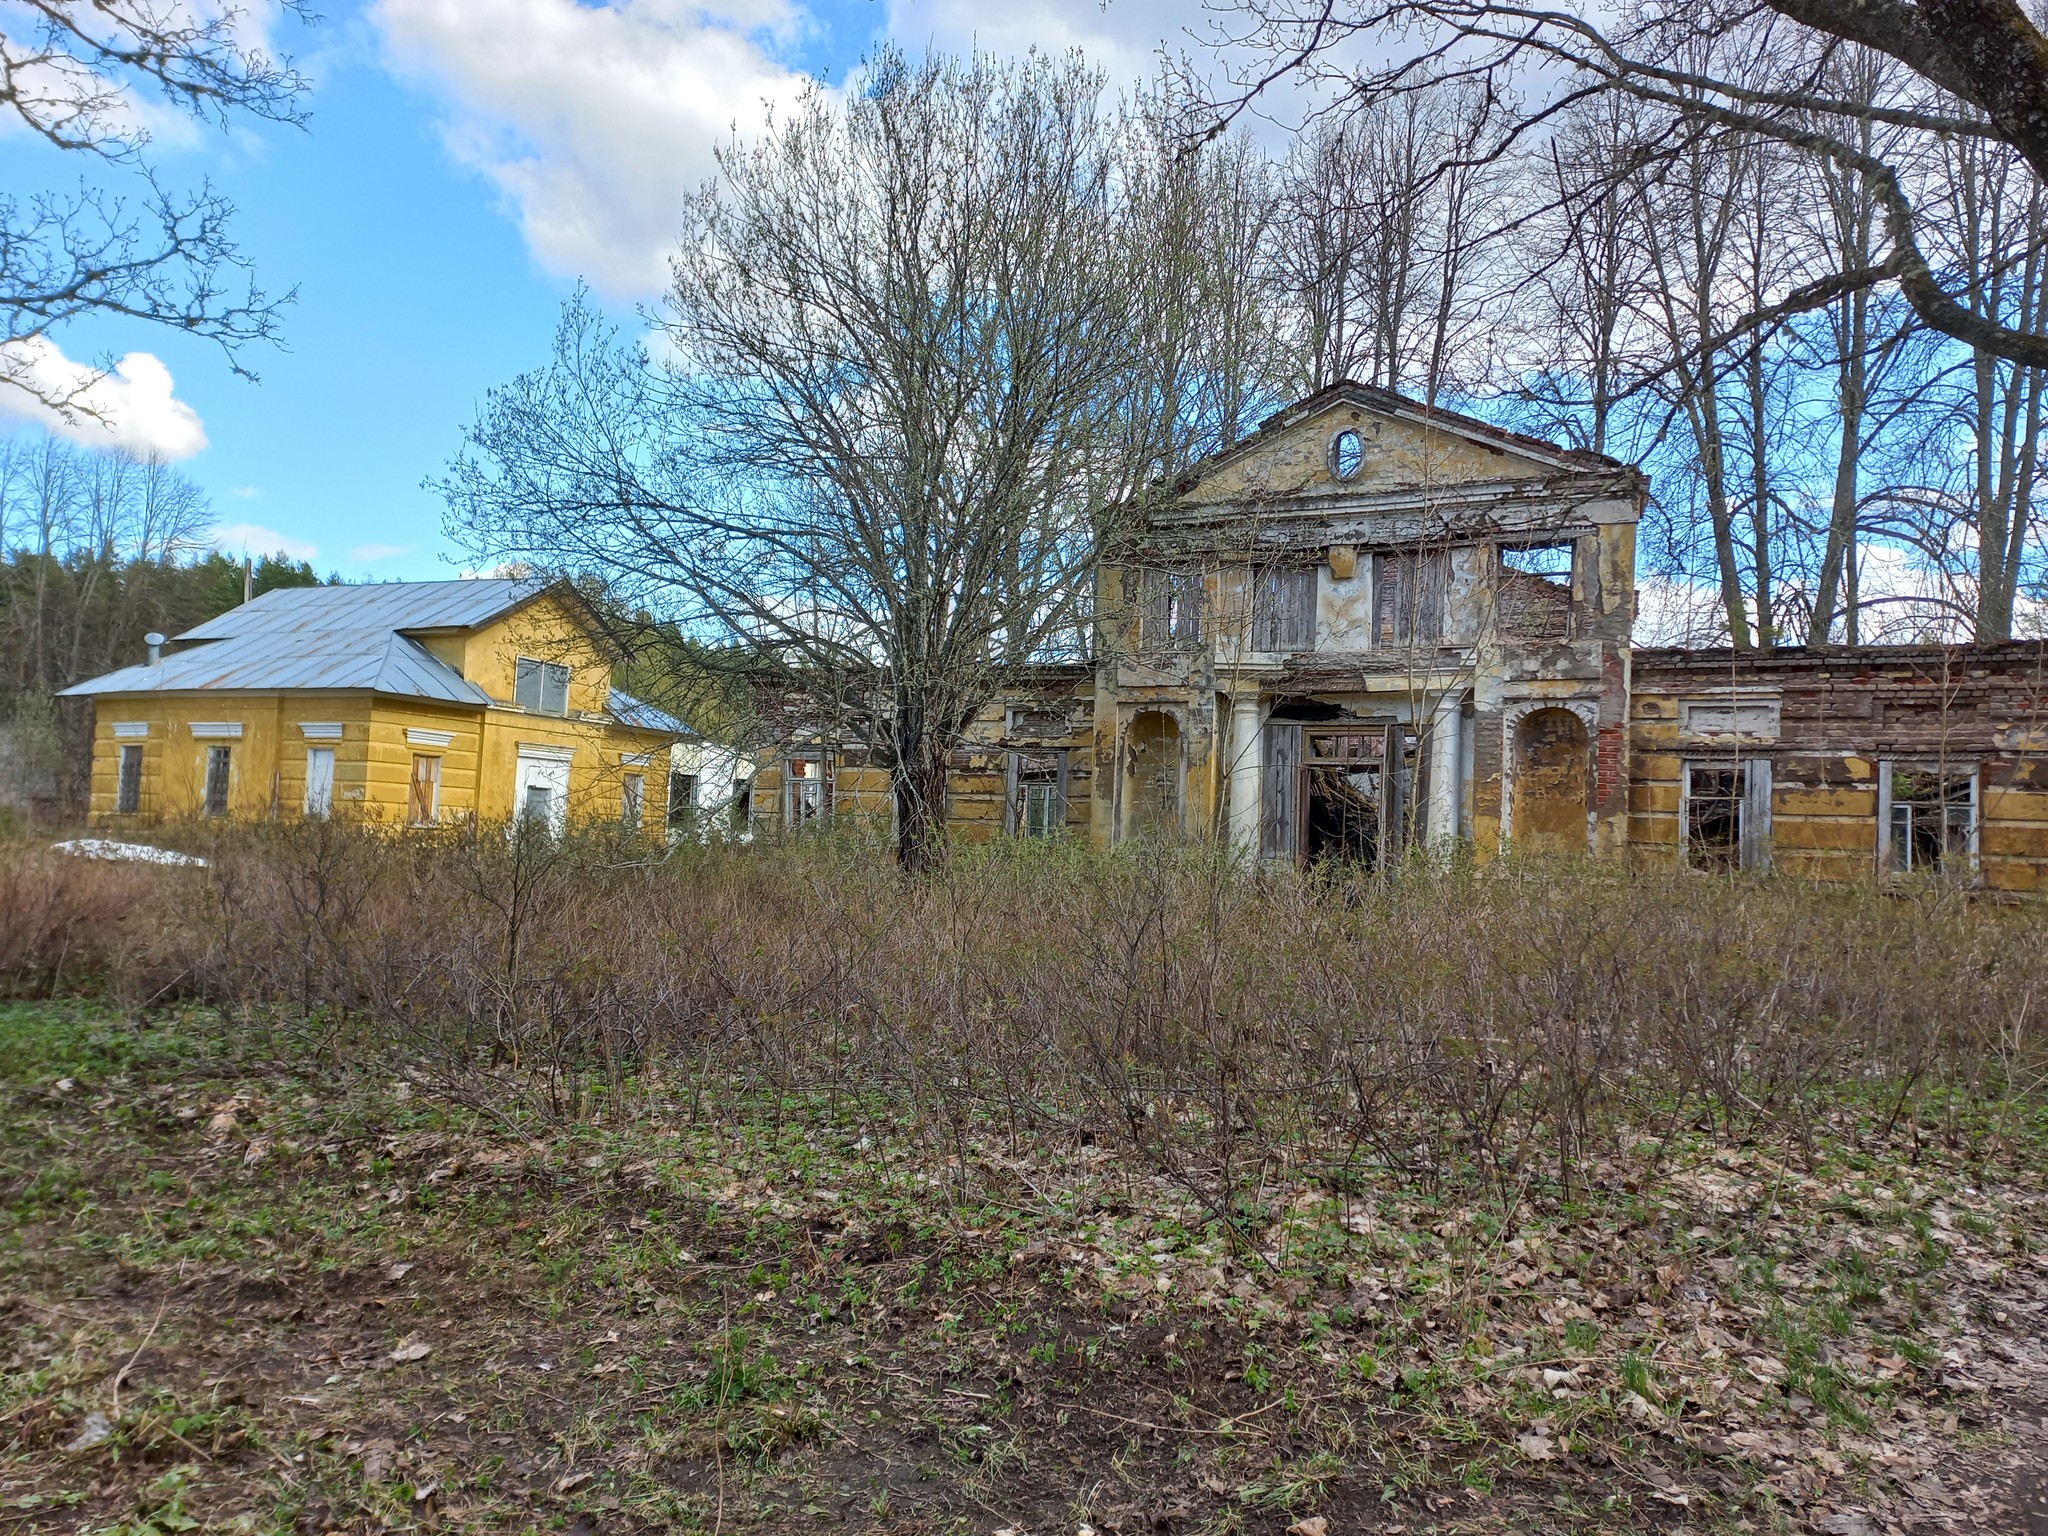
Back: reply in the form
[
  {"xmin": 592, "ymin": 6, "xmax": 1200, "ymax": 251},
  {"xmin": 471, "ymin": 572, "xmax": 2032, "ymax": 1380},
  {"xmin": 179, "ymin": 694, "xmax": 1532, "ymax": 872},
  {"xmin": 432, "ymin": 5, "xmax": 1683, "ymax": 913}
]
[{"xmin": 1302, "ymin": 726, "xmax": 1402, "ymax": 869}]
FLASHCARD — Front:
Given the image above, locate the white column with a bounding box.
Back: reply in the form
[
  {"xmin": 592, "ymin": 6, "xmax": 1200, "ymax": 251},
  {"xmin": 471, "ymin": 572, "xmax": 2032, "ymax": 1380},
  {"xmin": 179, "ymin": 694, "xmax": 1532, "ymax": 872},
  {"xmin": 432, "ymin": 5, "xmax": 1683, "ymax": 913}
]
[
  {"xmin": 1427, "ymin": 692, "xmax": 1462, "ymax": 849},
  {"xmin": 1229, "ymin": 692, "xmax": 1262, "ymax": 859}
]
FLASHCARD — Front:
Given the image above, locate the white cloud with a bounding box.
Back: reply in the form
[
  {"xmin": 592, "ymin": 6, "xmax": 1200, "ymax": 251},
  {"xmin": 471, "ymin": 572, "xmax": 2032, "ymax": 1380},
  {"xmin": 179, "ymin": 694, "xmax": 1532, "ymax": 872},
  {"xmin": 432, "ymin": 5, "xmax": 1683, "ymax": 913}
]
[
  {"xmin": 885, "ymin": 0, "xmax": 1198, "ymax": 95},
  {"xmin": 0, "ymin": 338, "xmax": 209, "ymax": 460},
  {"xmin": 373, "ymin": 0, "xmax": 815, "ymax": 298},
  {"xmin": 227, "ymin": 485, "xmax": 264, "ymax": 500},
  {"xmin": 213, "ymin": 522, "xmax": 319, "ymax": 562},
  {"xmin": 349, "ymin": 541, "xmax": 415, "ymax": 563}
]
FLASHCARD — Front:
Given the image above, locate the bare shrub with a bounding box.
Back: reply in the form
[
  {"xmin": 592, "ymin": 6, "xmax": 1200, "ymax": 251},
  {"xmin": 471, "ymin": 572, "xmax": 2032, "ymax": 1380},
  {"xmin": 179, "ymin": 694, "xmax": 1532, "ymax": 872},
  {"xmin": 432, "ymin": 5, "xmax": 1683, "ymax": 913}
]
[{"xmin": 48, "ymin": 822, "xmax": 2044, "ymax": 1221}]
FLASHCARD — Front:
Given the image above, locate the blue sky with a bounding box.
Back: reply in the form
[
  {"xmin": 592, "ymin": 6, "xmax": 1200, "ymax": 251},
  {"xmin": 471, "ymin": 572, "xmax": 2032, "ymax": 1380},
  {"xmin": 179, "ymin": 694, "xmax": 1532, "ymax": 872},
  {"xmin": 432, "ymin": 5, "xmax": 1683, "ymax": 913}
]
[{"xmin": 2, "ymin": 0, "xmax": 1186, "ymax": 581}]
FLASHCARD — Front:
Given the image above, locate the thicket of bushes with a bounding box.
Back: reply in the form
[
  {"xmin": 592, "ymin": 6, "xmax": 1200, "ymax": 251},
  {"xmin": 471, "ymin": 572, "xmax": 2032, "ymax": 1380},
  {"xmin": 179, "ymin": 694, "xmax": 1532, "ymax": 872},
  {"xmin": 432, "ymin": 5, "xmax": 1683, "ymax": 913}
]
[{"xmin": 3, "ymin": 823, "xmax": 2042, "ymax": 1221}]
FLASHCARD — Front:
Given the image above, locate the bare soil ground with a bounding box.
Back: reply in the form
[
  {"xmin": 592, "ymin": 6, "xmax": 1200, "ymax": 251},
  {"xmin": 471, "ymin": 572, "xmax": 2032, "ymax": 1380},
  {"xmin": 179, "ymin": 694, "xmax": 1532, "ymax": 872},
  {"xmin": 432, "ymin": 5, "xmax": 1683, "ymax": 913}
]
[{"xmin": 3, "ymin": 1000, "xmax": 2046, "ymax": 1535}]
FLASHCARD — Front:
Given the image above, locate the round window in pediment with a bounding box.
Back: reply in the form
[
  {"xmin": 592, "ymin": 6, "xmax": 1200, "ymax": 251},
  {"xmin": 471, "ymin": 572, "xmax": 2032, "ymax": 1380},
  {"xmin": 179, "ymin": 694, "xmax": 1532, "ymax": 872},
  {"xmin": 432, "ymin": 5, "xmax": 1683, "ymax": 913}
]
[{"xmin": 1329, "ymin": 427, "xmax": 1366, "ymax": 481}]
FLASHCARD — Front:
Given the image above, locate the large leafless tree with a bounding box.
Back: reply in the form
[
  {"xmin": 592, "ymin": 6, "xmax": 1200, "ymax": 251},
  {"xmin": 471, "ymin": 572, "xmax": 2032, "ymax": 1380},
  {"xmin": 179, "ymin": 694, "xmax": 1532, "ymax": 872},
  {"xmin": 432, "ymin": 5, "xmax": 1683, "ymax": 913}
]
[{"xmin": 443, "ymin": 53, "xmax": 1248, "ymax": 870}]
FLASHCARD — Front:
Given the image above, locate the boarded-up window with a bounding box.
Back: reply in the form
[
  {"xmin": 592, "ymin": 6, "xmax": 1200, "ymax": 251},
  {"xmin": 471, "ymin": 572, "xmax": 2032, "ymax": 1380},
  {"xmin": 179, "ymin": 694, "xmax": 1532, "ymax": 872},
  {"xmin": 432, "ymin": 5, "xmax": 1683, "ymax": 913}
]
[
  {"xmin": 408, "ymin": 754, "xmax": 442, "ymax": 825},
  {"xmin": 304, "ymin": 746, "xmax": 335, "ymax": 818},
  {"xmin": 203, "ymin": 746, "xmax": 232, "ymax": 817},
  {"xmin": 1260, "ymin": 721, "xmax": 1302, "ymax": 857},
  {"xmin": 1138, "ymin": 569, "xmax": 1204, "ymax": 651},
  {"xmin": 1376, "ymin": 552, "xmax": 1448, "ymax": 644},
  {"xmin": 622, "ymin": 773, "xmax": 644, "ymax": 831},
  {"xmin": 514, "ymin": 657, "xmax": 571, "ymax": 715},
  {"xmin": 1251, "ymin": 567, "xmax": 1315, "ymax": 651},
  {"xmin": 1008, "ymin": 749, "xmax": 1067, "ymax": 837},
  {"xmin": 115, "ymin": 744, "xmax": 143, "ymax": 814}
]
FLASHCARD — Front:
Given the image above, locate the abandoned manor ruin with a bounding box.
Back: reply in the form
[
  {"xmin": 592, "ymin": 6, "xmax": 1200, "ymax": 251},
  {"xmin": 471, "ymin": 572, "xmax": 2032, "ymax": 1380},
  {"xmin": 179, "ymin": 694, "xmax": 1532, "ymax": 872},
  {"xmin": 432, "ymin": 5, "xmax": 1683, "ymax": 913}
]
[{"xmin": 751, "ymin": 382, "xmax": 2048, "ymax": 888}]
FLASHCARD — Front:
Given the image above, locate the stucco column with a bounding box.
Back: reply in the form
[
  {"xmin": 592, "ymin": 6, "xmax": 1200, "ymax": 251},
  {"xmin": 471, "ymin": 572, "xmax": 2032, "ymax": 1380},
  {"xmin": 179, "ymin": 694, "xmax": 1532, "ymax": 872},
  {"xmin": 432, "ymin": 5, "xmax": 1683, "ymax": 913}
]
[
  {"xmin": 1427, "ymin": 691, "xmax": 1463, "ymax": 849},
  {"xmin": 1229, "ymin": 691, "xmax": 1262, "ymax": 859}
]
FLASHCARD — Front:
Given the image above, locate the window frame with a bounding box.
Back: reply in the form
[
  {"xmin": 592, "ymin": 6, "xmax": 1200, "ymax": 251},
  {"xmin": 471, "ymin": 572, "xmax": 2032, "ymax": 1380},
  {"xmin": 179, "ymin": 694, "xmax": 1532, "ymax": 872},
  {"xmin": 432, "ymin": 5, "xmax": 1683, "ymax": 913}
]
[
  {"xmin": 1137, "ymin": 567, "xmax": 1204, "ymax": 652},
  {"xmin": 115, "ymin": 743, "xmax": 143, "ymax": 815},
  {"xmin": 407, "ymin": 753, "xmax": 443, "ymax": 826},
  {"xmin": 1678, "ymin": 757, "xmax": 1773, "ymax": 872},
  {"xmin": 1005, "ymin": 748, "xmax": 1069, "ymax": 838},
  {"xmin": 202, "ymin": 745, "xmax": 232, "ymax": 817},
  {"xmin": 304, "ymin": 745, "xmax": 335, "ymax": 818},
  {"xmin": 622, "ymin": 772, "xmax": 645, "ymax": 831},
  {"xmin": 513, "ymin": 655, "xmax": 572, "ymax": 716},
  {"xmin": 1876, "ymin": 760, "xmax": 1979, "ymax": 878},
  {"xmin": 1374, "ymin": 551, "xmax": 1449, "ymax": 646},
  {"xmin": 783, "ymin": 753, "xmax": 829, "ymax": 829},
  {"xmin": 667, "ymin": 770, "xmax": 698, "ymax": 828}
]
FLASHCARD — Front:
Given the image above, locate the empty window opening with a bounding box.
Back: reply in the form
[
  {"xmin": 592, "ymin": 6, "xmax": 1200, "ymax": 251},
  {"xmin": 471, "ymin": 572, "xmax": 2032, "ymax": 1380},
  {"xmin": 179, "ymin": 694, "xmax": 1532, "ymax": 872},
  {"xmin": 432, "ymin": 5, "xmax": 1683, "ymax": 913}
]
[
  {"xmin": 785, "ymin": 756, "xmax": 827, "ymax": 828},
  {"xmin": 668, "ymin": 771, "xmax": 698, "ymax": 826},
  {"xmin": 116, "ymin": 744, "xmax": 143, "ymax": 814},
  {"xmin": 514, "ymin": 657, "xmax": 571, "ymax": 716},
  {"xmin": 1009, "ymin": 749, "xmax": 1068, "ymax": 838},
  {"xmin": 1251, "ymin": 566, "xmax": 1316, "ymax": 651},
  {"xmin": 304, "ymin": 746, "xmax": 335, "ymax": 818},
  {"xmin": 408, "ymin": 754, "xmax": 442, "ymax": 826},
  {"xmin": 731, "ymin": 779, "xmax": 752, "ymax": 832},
  {"xmin": 203, "ymin": 746, "xmax": 232, "ymax": 817},
  {"xmin": 1329, "ymin": 428, "xmax": 1366, "ymax": 481},
  {"xmin": 1375, "ymin": 552, "xmax": 1448, "ymax": 645},
  {"xmin": 622, "ymin": 773, "xmax": 645, "ymax": 831},
  {"xmin": 1684, "ymin": 765, "xmax": 1743, "ymax": 871},
  {"xmin": 1498, "ymin": 541, "xmax": 1573, "ymax": 642},
  {"xmin": 1138, "ymin": 568, "xmax": 1204, "ymax": 651},
  {"xmin": 1886, "ymin": 766, "xmax": 1975, "ymax": 876}
]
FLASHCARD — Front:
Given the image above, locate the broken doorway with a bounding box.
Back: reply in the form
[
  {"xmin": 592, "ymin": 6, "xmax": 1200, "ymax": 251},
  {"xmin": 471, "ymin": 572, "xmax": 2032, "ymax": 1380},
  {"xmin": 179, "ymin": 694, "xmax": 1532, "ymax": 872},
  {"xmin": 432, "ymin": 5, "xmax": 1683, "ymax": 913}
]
[
  {"xmin": 1303, "ymin": 726, "xmax": 1401, "ymax": 868},
  {"xmin": 1124, "ymin": 710, "xmax": 1182, "ymax": 839}
]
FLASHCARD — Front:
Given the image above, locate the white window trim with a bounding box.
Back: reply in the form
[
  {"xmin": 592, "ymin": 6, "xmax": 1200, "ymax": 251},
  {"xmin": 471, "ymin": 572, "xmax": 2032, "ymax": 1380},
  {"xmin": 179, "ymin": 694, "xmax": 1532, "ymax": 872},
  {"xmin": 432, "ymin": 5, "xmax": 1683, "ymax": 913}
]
[
  {"xmin": 1876, "ymin": 758, "xmax": 1980, "ymax": 877},
  {"xmin": 515, "ymin": 742, "xmax": 577, "ymax": 764},
  {"xmin": 190, "ymin": 721, "xmax": 244, "ymax": 739},
  {"xmin": 1678, "ymin": 757, "xmax": 1772, "ymax": 871},
  {"xmin": 406, "ymin": 728, "xmax": 456, "ymax": 748},
  {"xmin": 112, "ymin": 721, "xmax": 149, "ymax": 739},
  {"xmin": 621, "ymin": 751, "xmax": 654, "ymax": 766},
  {"xmin": 299, "ymin": 721, "xmax": 343, "ymax": 741}
]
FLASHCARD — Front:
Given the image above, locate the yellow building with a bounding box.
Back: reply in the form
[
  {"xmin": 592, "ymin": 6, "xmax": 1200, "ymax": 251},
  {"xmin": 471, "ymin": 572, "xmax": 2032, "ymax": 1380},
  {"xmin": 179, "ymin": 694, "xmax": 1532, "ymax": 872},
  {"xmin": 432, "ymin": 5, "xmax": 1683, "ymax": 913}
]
[{"xmin": 59, "ymin": 578, "xmax": 687, "ymax": 831}]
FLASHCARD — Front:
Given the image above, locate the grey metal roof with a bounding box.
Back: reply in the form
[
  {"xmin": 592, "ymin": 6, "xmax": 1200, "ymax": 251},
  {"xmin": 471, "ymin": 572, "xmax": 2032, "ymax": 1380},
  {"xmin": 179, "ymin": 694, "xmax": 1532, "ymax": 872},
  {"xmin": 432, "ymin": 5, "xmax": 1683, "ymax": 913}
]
[
  {"xmin": 59, "ymin": 578, "xmax": 542, "ymax": 705},
  {"xmin": 609, "ymin": 690, "xmax": 693, "ymax": 736}
]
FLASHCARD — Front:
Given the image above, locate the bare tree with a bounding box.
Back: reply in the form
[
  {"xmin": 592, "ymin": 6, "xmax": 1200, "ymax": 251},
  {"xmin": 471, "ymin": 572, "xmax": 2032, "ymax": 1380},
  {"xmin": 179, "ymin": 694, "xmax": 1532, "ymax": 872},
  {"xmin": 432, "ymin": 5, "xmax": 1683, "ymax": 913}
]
[
  {"xmin": 2, "ymin": 1, "xmax": 310, "ymax": 416},
  {"xmin": 443, "ymin": 52, "xmax": 1218, "ymax": 871}
]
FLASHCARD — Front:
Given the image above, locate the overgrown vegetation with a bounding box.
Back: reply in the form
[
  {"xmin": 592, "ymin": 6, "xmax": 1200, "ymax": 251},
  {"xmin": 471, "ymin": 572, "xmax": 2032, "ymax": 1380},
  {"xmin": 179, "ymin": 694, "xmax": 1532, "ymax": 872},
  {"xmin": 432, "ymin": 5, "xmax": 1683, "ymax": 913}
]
[{"xmin": 2, "ymin": 830, "xmax": 2045, "ymax": 1531}]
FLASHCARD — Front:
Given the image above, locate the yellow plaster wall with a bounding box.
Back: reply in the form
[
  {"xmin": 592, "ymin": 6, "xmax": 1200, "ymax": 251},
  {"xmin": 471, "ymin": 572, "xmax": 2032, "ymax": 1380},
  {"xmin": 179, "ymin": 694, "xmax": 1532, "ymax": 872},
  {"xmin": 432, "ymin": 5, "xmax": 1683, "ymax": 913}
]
[{"xmin": 450, "ymin": 592, "xmax": 617, "ymax": 717}]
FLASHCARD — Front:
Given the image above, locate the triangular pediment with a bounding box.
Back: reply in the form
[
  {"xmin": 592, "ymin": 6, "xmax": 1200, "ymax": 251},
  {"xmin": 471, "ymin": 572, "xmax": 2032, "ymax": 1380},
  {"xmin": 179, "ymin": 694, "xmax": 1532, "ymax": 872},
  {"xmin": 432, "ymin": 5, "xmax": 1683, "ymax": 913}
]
[{"xmin": 1169, "ymin": 383, "xmax": 1614, "ymax": 510}]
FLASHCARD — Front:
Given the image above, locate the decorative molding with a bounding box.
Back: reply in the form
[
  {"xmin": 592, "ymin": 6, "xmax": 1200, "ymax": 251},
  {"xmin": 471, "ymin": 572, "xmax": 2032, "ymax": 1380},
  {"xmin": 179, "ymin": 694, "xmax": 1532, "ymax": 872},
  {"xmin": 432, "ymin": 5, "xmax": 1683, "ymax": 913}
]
[
  {"xmin": 299, "ymin": 722, "xmax": 343, "ymax": 741},
  {"xmin": 516, "ymin": 743, "xmax": 577, "ymax": 764},
  {"xmin": 620, "ymin": 752, "xmax": 654, "ymax": 767},
  {"xmin": 189, "ymin": 722, "xmax": 243, "ymax": 739},
  {"xmin": 406, "ymin": 728, "xmax": 455, "ymax": 749},
  {"xmin": 111, "ymin": 722, "xmax": 149, "ymax": 739},
  {"xmin": 1679, "ymin": 694, "xmax": 1780, "ymax": 742}
]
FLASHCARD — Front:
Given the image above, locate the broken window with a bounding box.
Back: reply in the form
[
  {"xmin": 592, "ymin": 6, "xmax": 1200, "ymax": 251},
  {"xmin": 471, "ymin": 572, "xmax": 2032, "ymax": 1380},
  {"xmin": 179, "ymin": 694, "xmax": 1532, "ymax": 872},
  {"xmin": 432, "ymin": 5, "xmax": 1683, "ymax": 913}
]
[
  {"xmin": 1375, "ymin": 552, "xmax": 1448, "ymax": 644},
  {"xmin": 116, "ymin": 744, "xmax": 143, "ymax": 814},
  {"xmin": 1138, "ymin": 569, "xmax": 1204, "ymax": 651},
  {"xmin": 1008, "ymin": 749, "xmax": 1067, "ymax": 838},
  {"xmin": 203, "ymin": 745, "xmax": 232, "ymax": 817},
  {"xmin": 668, "ymin": 771, "xmax": 698, "ymax": 827},
  {"xmin": 731, "ymin": 779, "xmax": 752, "ymax": 832},
  {"xmin": 1883, "ymin": 765, "xmax": 1975, "ymax": 876},
  {"xmin": 622, "ymin": 773, "xmax": 645, "ymax": 831},
  {"xmin": 1251, "ymin": 566, "xmax": 1316, "ymax": 651},
  {"xmin": 1497, "ymin": 541, "xmax": 1573, "ymax": 642},
  {"xmin": 785, "ymin": 755, "xmax": 827, "ymax": 828},
  {"xmin": 1682, "ymin": 760, "xmax": 1772, "ymax": 871},
  {"xmin": 408, "ymin": 754, "xmax": 442, "ymax": 825},
  {"xmin": 514, "ymin": 657, "xmax": 571, "ymax": 716}
]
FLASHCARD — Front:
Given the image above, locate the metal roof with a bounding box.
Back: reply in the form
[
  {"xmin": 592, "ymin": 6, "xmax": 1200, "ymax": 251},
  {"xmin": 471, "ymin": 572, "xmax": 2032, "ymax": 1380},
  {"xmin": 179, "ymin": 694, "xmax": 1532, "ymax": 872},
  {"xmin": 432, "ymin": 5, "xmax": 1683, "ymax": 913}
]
[
  {"xmin": 609, "ymin": 689, "xmax": 693, "ymax": 736},
  {"xmin": 62, "ymin": 578, "xmax": 534, "ymax": 709}
]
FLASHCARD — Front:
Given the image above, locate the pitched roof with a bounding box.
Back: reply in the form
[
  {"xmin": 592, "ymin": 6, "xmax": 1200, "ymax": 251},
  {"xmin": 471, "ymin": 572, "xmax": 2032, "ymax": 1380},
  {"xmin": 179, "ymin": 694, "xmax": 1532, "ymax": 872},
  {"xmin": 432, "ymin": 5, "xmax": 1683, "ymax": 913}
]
[{"xmin": 60, "ymin": 577, "xmax": 533, "ymax": 705}]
